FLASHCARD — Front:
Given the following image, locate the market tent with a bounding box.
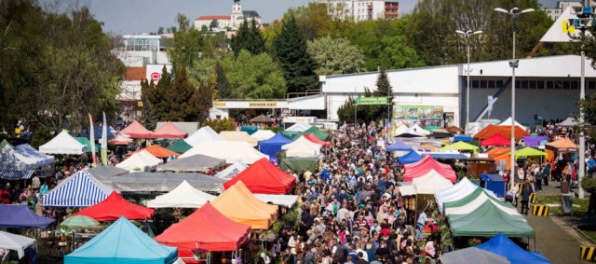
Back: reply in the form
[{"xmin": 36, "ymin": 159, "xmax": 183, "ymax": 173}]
[
  {"xmin": 108, "ymin": 132, "xmax": 133, "ymax": 146},
  {"xmin": 481, "ymin": 174, "xmax": 506, "ymax": 197},
  {"xmin": 304, "ymin": 126, "xmax": 330, "ymax": 141},
  {"xmin": 75, "ymin": 137, "xmax": 99, "ymax": 152},
  {"xmin": 395, "ymin": 131, "xmax": 425, "ymax": 138},
  {"xmin": 487, "ymin": 147, "xmax": 510, "ymax": 159},
  {"xmin": 476, "ymin": 233, "xmax": 551, "ymax": 264},
  {"xmin": 214, "ymin": 161, "xmax": 248, "ymax": 180},
  {"xmin": 147, "ymin": 180, "xmax": 216, "ymax": 208},
  {"xmin": 131, "ymin": 145, "xmax": 180, "ymax": 158},
  {"xmin": 427, "ymin": 152, "xmax": 468, "ymax": 160},
  {"xmin": 403, "ymin": 156, "xmax": 457, "ymax": 183},
  {"xmin": 435, "ymin": 177, "xmax": 478, "ymax": 212},
  {"xmin": 286, "ymin": 122, "xmax": 311, "ymax": 132},
  {"xmin": 498, "ymin": 117, "xmax": 528, "ymax": 131},
  {"xmin": 546, "ymin": 138, "xmax": 578, "ymax": 152},
  {"xmin": 453, "ymin": 135, "xmax": 474, "ymax": 142},
  {"xmin": 13, "ymin": 144, "xmax": 54, "ymax": 168},
  {"xmin": 523, "ymin": 136, "xmax": 548, "ymax": 147},
  {"xmin": 279, "ymin": 156, "xmax": 320, "ymax": 174},
  {"xmin": 481, "ymin": 133, "xmax": 511, "ymax": 147},
  {"xmin": 442, "ymin": 141, "xmax": 479, "ymax": 153},
  {"xmin": 74, "ymin": 191, "xmax": 154, "ymax": 221},
  {"xmin": 446, "ymin": 126, "xmax": 465, "ymax": 134},
  {"xmin": 224, "ymin": 158, "xmax": 296, "ymax": 194},
  {"xmin": 43, "ymin": 169, "xmax": 113, "ymax": 208},
  {"xmin": 180, "ymin": 141, "xmax": 268, "ymax": 164},
  {"xmin": 116, "ymin": 150, "xmax": 164, "ymax": 172},
  {"xmin": 166, "ymin": 139, "xmax": 192, "ymax": 154},
  {"xmin": 39, "ymin": 131, "xmax": 87, "ymax": 155},
  {"xmin": 65, "ymin": 217, "xmax": 177, "ymax": 264},
  {"xmin": 153, "ymin": 122, "xmax": 188, "ymax": 139},
  {"xmin": 1, "ymin": 139, "xmax": 12, "ymax": 148},
  {"xmin": 398, "ymin": 150, "xmax": 422, "ymax": 164},
  {"xmin": 219, "ymin": 131, "xmax": 258, "ymax": 147},
  {"xmin": 304, "ymin": 134, "xmax": 331, "ymax": 147},
  {"xmin": 121, "ymin": 120, "xmax": 156, "ymax": 139},
  {"xmin": 282, "ymin": 136, "xmax": 322, "ymax": 157},
  {"xmin": 557, "ymin": 117, "xmax": 578, "ymax": 126},
  {"xmin": 184, "ymin": 126, "xmax": 225, "ymax": 147},
  {"xmin": 0, "ymin": 231, "xmax": 36, "ymax": 259},
  {"xmin": 0, "ymin": 146, "xmax": 34, "ymax": 180},
  {"xmin": 155, "ymin": 203, "xmax": 250, "ymax": 257},
  {"xmin": 448, "ymin": 201, "xmax": 535, "ymax": 237},
  {"xmin": 394, "ymin": 125, "xmax": 409, "ymax": 136},
  {"xmin": 280, "ymin": 130, "xmax": 305, "ymax": 140},
  {"xmin": 515, "ymin": 147, "xmax": 548, "ymax": 159},
  {"xmin": 86, "ymin": 165, "xmax": 129, "ymax": 184},
  {"xmin": 443, "ymin": 188, "xmax": 518, "ymax": 216},
  {"xmin": 0, "ymin": 204, "xmax": 54, "ymax": 228},
  {"xmin": 411, "ymin": 170, "xmax": 453, "ymax": 194},
  {"xmin": 439, "ymin": 247, "xmax": 510, "ymax": 264},
  {"xmin": 240, "ymin": 126, "xmax": 258, "ymax": 135},
  {"xmin": 409, "ymin": 124, "xmax": 431, "ymax": 136},
  {"xmin": 108, "ymin": 172, "xmax": 226, "ymax": 193},
  {"xmin": 474, "ymin": 124, "xmax": 529, "ymax": 140},
  {"xmin": 259, "ymin": 132, "xmax": 293, "ymax": 158},
  {"xmin": 251, "ymin": 130, "xmax": 276, "ymax": 141},
  {"xmin": 79, "ymin": 125, "xmax": 116, "ymax": 140},
  {"xmin": 250, "ymin": 114, "xmax": 275, "ymax": 123},
  {"xmin": 386, "ymin": 140, "xmax": 413, "ymax": 151},
  {"xmin": 212, "ymin": 181, "xmax": 278, "ymax": 230},
  {"xmin": 156, "ymin": 154, "xmax": 225, "ymax": 173},
  {"xmin": 253, "ymin": 194, "xmax": 299, "ymax": 208}
]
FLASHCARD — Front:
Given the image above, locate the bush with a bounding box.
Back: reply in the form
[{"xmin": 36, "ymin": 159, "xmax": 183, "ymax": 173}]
[
  {"xmin": 582, "ymin": 177, "xmax": 596, "ymax": 193},
  {"xmin": 202, "ymin": 118, "xmax": 235, "ymax": 133},
  {"xmin": 263, "ymin": 126, "xmax": 284, "ymax": 133}
]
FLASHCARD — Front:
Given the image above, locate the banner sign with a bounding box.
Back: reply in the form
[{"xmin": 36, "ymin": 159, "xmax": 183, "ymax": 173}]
[
  {"xmin": 393, "ymin": 105, "xmax": 444, "ymax": 120},
  {"xmin": 356, "ymin": 97, "xmax": 388, "ymax": 105}
]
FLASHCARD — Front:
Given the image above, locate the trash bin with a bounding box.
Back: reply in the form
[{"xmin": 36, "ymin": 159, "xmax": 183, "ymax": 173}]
[
  {"xmin": 561, "ymin": 193, "xmax": 574, "ymax": 215},
  {"xmin": 561, "ymin": 181, "xmax": 570, "ymax": 193}
]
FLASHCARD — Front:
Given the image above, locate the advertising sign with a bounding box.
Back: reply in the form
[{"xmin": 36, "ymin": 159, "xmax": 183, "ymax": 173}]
[
  {"xmin": 393, "ymin": 105, "xmax": 444, "ymax": 120},
  {"xmin": 356, "ymin": 97, "xmax": 388, "ymax": 105}
]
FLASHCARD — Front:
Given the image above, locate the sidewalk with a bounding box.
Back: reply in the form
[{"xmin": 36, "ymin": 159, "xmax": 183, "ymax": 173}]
[{"xmin": 527, "ymin": 215, "xmax": 591, "ymax": 264}]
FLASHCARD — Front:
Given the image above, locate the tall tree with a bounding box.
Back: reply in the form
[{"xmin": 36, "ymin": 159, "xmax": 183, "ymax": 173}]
[
  {"xmin": 307, "ymin": 36, "xmax": 365, "ymax": 75},
  {"xmin": 215, "ymin": 62, "xmax": 231, "ymax": 99},
  {"xmin": 153, "ymin": 66, "xmax": 173, "ymax": 121},
  {"xmin": 168, "ymin": 14, "xmax": 206, "ymax": 73},
  {"xmin": 230, "ymin": 19, "xmax": 266, "ymax": 56},
  {"xmin": 373, "ymin": 66, "xmax": 393, "ymax": 120},
  {"xmin": 225, "ymin": 50, "xmax": 287, "ymax": 99},
  {"xmin": 162, "ymin": 68, "xmax": 198, "ymax": 121},
  {"xmin": 139, "ymin": 99, "xmax": 158, "ymax": 130},
  {"xmin": 192, "ymin": 72, "xmax": 216, "ymax": 123},
  {"xmin": 271, "ymin": 16, "xmax": 318, "ymax": 95}
]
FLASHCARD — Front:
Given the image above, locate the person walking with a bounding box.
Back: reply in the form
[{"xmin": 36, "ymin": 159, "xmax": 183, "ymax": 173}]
[{"xmin": 521, "ymin": 182, "xmax": 533, "ymax": 215}]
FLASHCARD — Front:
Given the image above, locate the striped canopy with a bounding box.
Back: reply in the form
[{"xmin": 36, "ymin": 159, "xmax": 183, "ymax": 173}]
[{"xmin": 43, "ymin": 170, "xmax": 113, "ymax": 208}]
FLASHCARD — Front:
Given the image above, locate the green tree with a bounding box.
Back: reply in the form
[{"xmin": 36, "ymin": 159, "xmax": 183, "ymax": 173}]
[
  {"xmin": 191, "ymin": 72, "xmax": 216, "ymax": 123},
  {"xmin": 152, "ymin": 66, "xmax": 173, "ymax": 121},
  {"xmin": 168, "ymin": 14, "xmax": 206, "ymax": 73},
  {"xmin": 139, "ymin": 99, "xmax": 158, "ymax": 130},
  {"xmin": 373, "ymin": 66, "xmax": 393, "ymax": 120},
  {"xmin": 271, "ymin": 16, "xmax": 318, "ymax": 95},
  {"xmin": 225, "ymin": 50, "xmax": 287, "ymax": 99},
  {"xmin": 307, "ymin": 36, "xmax": 364, "ymax": 75},
  {"xmin": 202, "ymin": 118, "xmax": 235, "ymax": 133},
  {"xmin": 230, "ymin": 19, "xmax": 266, "ymax": 56},
  {"xmin": 215, "ymin": 62, "xmax": 231, "ymax": 99},
  {"xmin": 162, "ymin": 68, "xmax": 198, "ymax": 121},
  {"xmin": 29, "ymin": 125, "xmax": 53, "ymax": 149}
]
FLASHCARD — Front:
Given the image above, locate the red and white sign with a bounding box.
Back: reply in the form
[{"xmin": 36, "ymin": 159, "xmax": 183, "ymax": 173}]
[{"xmin": 151, "ymin": 72, "xmax": 161, "ymax": 81}]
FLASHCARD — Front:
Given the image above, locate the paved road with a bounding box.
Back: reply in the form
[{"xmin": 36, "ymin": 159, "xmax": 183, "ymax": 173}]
[{"xmin": 527, "ymin": 215, "xmax": 591, "ymax": 264}]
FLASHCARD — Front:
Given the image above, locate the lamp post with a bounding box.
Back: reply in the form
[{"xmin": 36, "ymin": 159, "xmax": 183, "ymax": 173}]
[
  {"xmin": 456, "ymin": 30, "xmax": 483, "ymax": 127},
  {"xmin": 495, "ymin": 7, "xmax": 534, "ymax": 190}
]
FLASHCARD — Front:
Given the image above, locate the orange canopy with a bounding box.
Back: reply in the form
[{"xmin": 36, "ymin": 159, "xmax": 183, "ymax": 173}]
[
  {"xmin": 546, "ymin": 138, "xmax": 578, "ymax": 152},
  {"xmin": 211, "ymin": 181, "xmax": 278, "ymax": 230},
  {"xmin": 130, "ymin": 145, "xmax": 180, "ymax": 158},
  {"xmin": 153, "ymin": 122, "xmax": 188, "ymax": 139},
  {"xmin": 487, "ymin": 147, "xmax": 510, "ymax": 159},
  {"xmin": 474, "ymin": 124, "xmax": 528, "ymax": 140}
]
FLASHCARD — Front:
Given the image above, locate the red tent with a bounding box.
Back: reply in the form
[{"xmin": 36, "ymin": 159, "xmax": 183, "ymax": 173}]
[
  {"xmin": 129, "ymin": 144, "xmax": 181, "ymax": 158},
  {"xmin": 155, "ymin": 202, "xmax": 251, "ymax": 257},
  {"xmin": 121, "ymin": 120, "xmax": 155, "ymax": 139},
  {"xmin": 481, "ymin": 133, "xmax": 511, "ymax": 147},
  {"xmin": 403, "ymin": 156, "xmax": 457, "ymax": 183},
  {"xmin": 153, "ymin": 122, "xmax": 188, "ymax": 139},
  {"xmin": 223, "ymin": 158, "xmax": 296, "ymax": 194},
  {"xmin": 74, "ymin": 191, "xmax": 154, "ymax": 221},
  {"xmin": 304, "ymin": 134, "xmax": 331, "ymax": 147}
]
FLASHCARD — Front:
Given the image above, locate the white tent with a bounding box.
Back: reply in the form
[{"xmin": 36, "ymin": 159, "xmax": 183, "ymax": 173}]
[
  {"xmin": 394, "ymin": 125, "xmax": 409, "ymax": 136},
  {"xmin": 116, "ymin": 150, "xmax": 163, "ymax": 172},
  {"xmin": 444, "ymin": 190, "xmax": 519, "ymax": 216},
  {"xmin": 409, "ymin": 124, "xmax": 431, "ymax": 136},
  {"xmin": 412, "ymin": 170, "xmax": 453, "ymax": 194},
  {"xmin": 434, "ymin": 177, "xmax": 478, "ymax": 212},
  {"xmin": 557, "ymin": 117, "xmax": 578, "ymax": 127},
  {"xmin": 0, "ymin": 231, "xmax": 36, "ymax": 259},
  {"xmin": 498, "ymin": 117, "xmax": 527, "ymax": 131},
  {"xmin": 286, "ymin": 122, "xmax": 311, "ymax": 132},
  {"xmin": 214, "ymin": 161, "xmax": 248, "ymax": 179},
  {"xmin": 146, "ymin": 180, "xmax": 216, "ymax": 208},
  {"xmin": 180, "ymin": 141, "xmax": 268, "ymax": 164},
  {"xmin": 219, "ymin": 131, "xmax": 258, "ymax": 147},
  {"xmin": 254, "ymin": 194, "xmax": 299, "ymax": 208},
  {"xmin": 282, "ymin": 137, "xmax": 322, "ymax": 157},
  {"xmin": 251, "ymin": 130, "xmax": 276, "ymax": 141},
  {"xmin": 39, "ymin": 131, "xmax": 86, "ymax": 155},
  {"xmin": 184, "ymin": 126, "xmax": 225, "ymax": 147}
]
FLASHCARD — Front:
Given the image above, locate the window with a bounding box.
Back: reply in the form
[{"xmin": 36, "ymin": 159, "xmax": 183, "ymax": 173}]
[
  {"xmin": 562, "ymin": 81, "xmax": 570, "ymax": 89},
  {"xmin": 480, "ymin": 80, "xmax": 488, "ymax": 88},
  {"xmin": 571, "ymin": 81, "xmax": 579, "ymax": 89},
  {"xmin": 537, "ymin": 81, "xmax": 545, "ymax": 89},
  {"xmin": 472, "ymin": 80, "xmax": 479, "ymax": 88},
  {"xmin": 589, "ymin": 81, "xmax": 596, "ymax": 89},
  {"xmin": 488, "ymin": 80, "xmax": 495, "ymax": 88},
  {"xmin": 496, "ymin": 80, "xmax": 504, "ymax": 87},
  {"xmin": 529, "ymin": 80, "xmax": 536, "ymax": 89},
  {"xmin": 521, "ymin": 80, "xmax": 529, "ymax": 89},
  {"xmin": 547, "ymin": 81, "xmax": 554, "ymax": 89}
]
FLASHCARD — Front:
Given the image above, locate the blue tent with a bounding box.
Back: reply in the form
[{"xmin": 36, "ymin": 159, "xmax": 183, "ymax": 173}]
[
  {"xmin": 480, "ymin": 174, "xmax": 506, "ymax": 197},
  {"xmin": 386, "ymin": 140, "xmax": 412, "ymax": 151},
  {"xmin": 259, "ymin": 132, "xmax": 293, "ymax": 159},
  {"xmin": 79, "ymin": 125, "xmax": 115, "ymax": 140},
  {"xmin": 0, "ymin": 146, "xmax": 34, "ymax": 180},
  {"xmin": 14, "ymin": 144, "xmax": 54, "ymax": 168},
  {"xmin": 65, "ymin": 217, "xmax": 178, "ymax": 264},
  {"xmin": 398, "ymin": 150, "xmax": 422, "ymax": 164},
  {"xmin": 43, "ymin": 170, "xmax": 113, "ymax": 208},
  {"xmin": 477, "ymin": 233, "xmax": 551, "ymax": 264},
  {"xmin": 453, "ymin": 135, "xmax": 474, "ymax": 142},
  {"xmin": 0, "ymin": 205, "xmax": 54, "ymax": 228}
]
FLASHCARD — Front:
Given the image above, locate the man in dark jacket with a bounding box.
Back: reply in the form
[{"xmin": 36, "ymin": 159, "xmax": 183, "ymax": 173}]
[{"xmin": 302, "ymin": 245, "xmax": 316, "ymax": 264}]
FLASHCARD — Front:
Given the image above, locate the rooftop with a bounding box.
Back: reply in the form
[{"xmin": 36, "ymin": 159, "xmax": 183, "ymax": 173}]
[{"xmin": 196, "ymin": 15, "xmax": 231, "ymax": 21}]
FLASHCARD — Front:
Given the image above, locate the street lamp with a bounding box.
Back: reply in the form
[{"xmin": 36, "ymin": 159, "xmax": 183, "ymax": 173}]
[
  {"xmin": 494, "ymin": 7, "xmax": 534, "ymax": 190},
  {"xmin": 456, "ymin": 30, "xmax": 483, "ymax": 127}
]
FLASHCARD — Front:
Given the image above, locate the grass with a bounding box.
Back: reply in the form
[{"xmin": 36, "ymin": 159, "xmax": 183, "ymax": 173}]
[
  {"xmin": 534, "ymin": 195, "xmax": 589, "ymax": 216},
  {"xmin": 582, "ymin": 230, "xmax": 596, "ymax": 244}
]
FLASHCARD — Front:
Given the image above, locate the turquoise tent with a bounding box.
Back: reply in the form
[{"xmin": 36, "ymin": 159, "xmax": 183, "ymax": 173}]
[{"xmin": 65, "ymin": 217, "xmax": 178, "ymax": 264}]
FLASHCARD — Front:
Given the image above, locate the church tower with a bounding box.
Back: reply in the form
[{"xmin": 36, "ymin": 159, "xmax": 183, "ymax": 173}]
[{"xmin": 231, "ymin": 0, "xmax": 243, "ymax": 30}]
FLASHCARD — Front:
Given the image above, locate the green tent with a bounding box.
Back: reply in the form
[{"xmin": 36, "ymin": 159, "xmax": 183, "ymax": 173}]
[
  {"xmin": 443, "ymin": 187, "xmax": 514, "ymax": 212},
  {"xmin": 442, "ymin": 141, "xmax": 479, "ymax": 153},
  {"xmin": 515, "ymin": 147, "xmax": 548, "ymax": 159},
  {"xmin": 425, "ymin": 126, "xmax": 439, "ymax": 131},
  {"xmin": 281, "ymin": 131, "xmax": 304, "ymax": 140},
  {"xmin": 166, "ymin": 139, "xmax": 192, "ymax": 154},
  {"xmin": 448, "ymin": 200, "xmax": 535, "ymax": 237},
  {"xmin": 304, "ymin": 126, "xmax": 330, "ymax": 141},
  {"xmin": 0, "ymin": 139, "xmax": 12, "ymax": 149},
  {"xmin": 75, "ymin": 137, "xmax": 99, "ymax": 152},
  {"xmin": 279, "ymin": 156, "xmax": 320, "ymax": 173},
  {"xmin": 240, "ymin": 126, "xmax": 258, "ymax": 135}
]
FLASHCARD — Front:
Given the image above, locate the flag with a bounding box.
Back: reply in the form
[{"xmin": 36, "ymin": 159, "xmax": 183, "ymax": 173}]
[
  {"xmin": 540, "ymin": 6, "xmax": 592, "ymax": 43},
  {"xmin": 88, "ymin": 113, "xmax": 97, "ymax": 166},
  {"xmin": 487, "ymin": 96, "xmax": 494, "ymax": 118},
  {"xmin": 101, "ymin": 112, "xmax": 108, "ymax": 165}
]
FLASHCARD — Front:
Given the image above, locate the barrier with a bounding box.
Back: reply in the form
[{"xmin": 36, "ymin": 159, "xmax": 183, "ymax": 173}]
[
  {"xmin": 529, "ymin": 193, "xmax": 536, "ymax": 204},
  {"xmin": 532, "ymin": 204, "xmax": 549, "ymax": 216},
  {"xmin": 580, "ymin": 245, "xmax": 596, "ymax": 261}
]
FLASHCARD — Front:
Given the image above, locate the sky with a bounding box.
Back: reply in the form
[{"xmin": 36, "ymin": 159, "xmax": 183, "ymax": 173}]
[{"xmin": 44, "ymin": 0, "xmax": 561, "ymax": 34}]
